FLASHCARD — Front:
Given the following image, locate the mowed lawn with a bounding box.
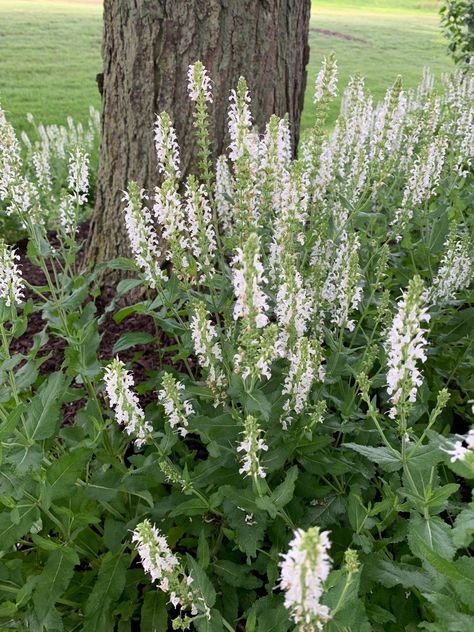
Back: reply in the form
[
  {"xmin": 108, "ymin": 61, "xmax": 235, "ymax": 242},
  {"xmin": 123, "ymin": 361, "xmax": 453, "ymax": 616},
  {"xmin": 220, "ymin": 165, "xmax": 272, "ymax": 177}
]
[
  {"xmin": 0, "ymin": 0, "xmax": 102, "ymax": 134},
  {"xmin": 0, "ymin": 0, "xmax": 454, "ymax": 134}
]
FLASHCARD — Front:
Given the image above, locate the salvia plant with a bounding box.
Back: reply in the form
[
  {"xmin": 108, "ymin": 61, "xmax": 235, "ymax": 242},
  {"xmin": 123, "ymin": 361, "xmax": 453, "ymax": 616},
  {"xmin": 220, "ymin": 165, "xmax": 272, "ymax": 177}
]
[{"xmin": 0, "ymin": 57, "xmax": 473, "ymax": 631}]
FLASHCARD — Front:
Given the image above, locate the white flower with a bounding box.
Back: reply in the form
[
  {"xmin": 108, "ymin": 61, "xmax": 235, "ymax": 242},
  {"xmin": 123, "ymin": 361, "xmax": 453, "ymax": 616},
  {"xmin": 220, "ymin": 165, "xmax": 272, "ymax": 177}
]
[
  {"xmin": 237, "ymin": 415, "xmax": 268, "ymax": 479},
  {"xmin": 276, "ymin": 262, "xmax": 313, "ymax": 356},
  {"xmin": 385, "ymin": 276, "xmax": 430, "ymax": 419},
  {"xmin": 154, "ymin": 112, "xmax": 181, "ymax": 180},
  {"xmin": 104, "ymin": 358, "xmax": 152, "ymax": 447},
  {"xmin": 228, "ymin": 77, "xmax": 259, "ymax": 164},
  {"xmin": 321, "ymin": 231, "xmax": 362, "ymax": 331},
  {"xmin": 154, "ymin": 179, "xmax": 190, "ymax": 280},
  {"xmin": 132, "ymin": 520, "xmax": 179, "ymax": 589},
  {"xmin": 0, "ymin": 243, "xmax": 24, "ymax": 308},
  {"xmin": 282, "ymin": 337, "xmax": 325, "ymax": 429},
  {"xmin": 187, "ymin": 61, "xmax": 213, "ymax": 103},
  {"xmin": 67, "ymin": 147, "xmax": 89, "ymax": 206},
  {"xmin": 132, "ymin": 520, "xmax": 210, "ymax": 619},
  {"xmin": 158, "ymin": 373, "xmax": 194, "ymax": 437},
  {"xmin": 428, "ymin": 232, "xmax": 473, "ymax": 304},
  {"xmin": 314, "ymin": 55, "xmax": 338, "ymax": 103},
  {"xmin": 443, "ymin": 429, "xmax": 474, "ymax": 463},
  {"xmin": 280, "ymin": 527, "xmax": 332, "ymax": 631},
  {"xmin": 232, "ymin": 233, "xmax": 269, "ymax": 329},
  {"xmin": 190, "ymin": 301, "xmax": 226, "ymax": 404},
  {"xmin": 0, "ymin": 106, "xmax": 22, "ymax": 201},
  {"xmin": 184, "ymin": 176, "xmax": 217, "ymax": 281},
  {"xmin": 123, "ymin": 182, "xmax": 165, "ymax": 288}
]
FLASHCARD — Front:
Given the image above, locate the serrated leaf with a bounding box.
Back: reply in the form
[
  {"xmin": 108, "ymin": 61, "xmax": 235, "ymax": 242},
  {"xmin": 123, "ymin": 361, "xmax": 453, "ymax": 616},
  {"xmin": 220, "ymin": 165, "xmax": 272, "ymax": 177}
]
[
  {"xmin": 33, "ymin": 547, "xmax": 79, "ymax": 622},
  {"xmin": 84, "ymin": 552, "xmax": 126, "ymax": 621},
  {"xmin": 26, "ymin": 372, "xmax": 67, "ymax": 440},
  {"xmin": 343, "ymin": 443, "xmax": 401, "ymax": 471},
  {"xmin": 408, "ymin": 514, "xmax": 456, "ymax": 561},
  {"xmin": 45, "ymin": 448, "xmax": 89, "ymax": 502},
  {"xmin": 213, "ymin": 560, "xmax": 262, "ymax": 589},
  {"xmin": 112, "ymin": 332, "xmax": 155, "ymax": 354},
  {"xmin": 186, "ymin": 555, "xmax": 216, "ymax": 609},
  {"xmin": 270, "ymin": 465, "xmax": 298, "ymax": 510},
  {"xmin": 452, "ymin": 507, "xmax": 474, "ymax": 547},
  {"xmin": 140, "ymin": 590, "xmax": 167, "ymax": 631},
  {"xmin": 0, "ymin": 503, "xmax": 39, "ymax": 552},
  {"xmin": 223, "ymin": 501, "xmax": 266, "ymax": 558}
]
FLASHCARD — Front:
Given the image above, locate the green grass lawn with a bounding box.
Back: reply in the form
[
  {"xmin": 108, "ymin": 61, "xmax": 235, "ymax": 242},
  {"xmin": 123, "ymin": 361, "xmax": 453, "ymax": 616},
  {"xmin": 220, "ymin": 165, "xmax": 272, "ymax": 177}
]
[
  {"xmin": 302, "ymin": 0, "xmax": 454, "ymax": 130},
  {"xmin": 0, "ymin": 0, "xmax": 454, "ymax": 134},
  {"xmin": 0, "ymin": 0, "xmax": 102, "ymax": 134}
]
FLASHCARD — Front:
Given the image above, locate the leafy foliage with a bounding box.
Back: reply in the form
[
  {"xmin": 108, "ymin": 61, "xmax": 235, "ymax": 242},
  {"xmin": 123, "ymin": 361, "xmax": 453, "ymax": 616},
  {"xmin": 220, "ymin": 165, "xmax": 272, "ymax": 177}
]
[{"xmin": 0, "ymin": 58, "xmax": 473, "ymax": 630}]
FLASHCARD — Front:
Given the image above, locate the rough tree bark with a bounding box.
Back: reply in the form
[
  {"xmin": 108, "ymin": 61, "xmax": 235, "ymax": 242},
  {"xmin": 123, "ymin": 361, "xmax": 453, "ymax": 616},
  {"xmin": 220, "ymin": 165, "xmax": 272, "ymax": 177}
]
[{"xmin": 87, "ymin": 0, "xmax": 311, "ymax": 265}]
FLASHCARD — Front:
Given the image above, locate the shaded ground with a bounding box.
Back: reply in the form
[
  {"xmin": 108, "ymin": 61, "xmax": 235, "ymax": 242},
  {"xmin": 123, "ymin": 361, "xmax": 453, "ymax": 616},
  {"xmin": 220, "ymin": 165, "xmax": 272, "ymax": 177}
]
[{"xmin": 10, "ymin": 222, "xmax": 161, "ymax": 412}]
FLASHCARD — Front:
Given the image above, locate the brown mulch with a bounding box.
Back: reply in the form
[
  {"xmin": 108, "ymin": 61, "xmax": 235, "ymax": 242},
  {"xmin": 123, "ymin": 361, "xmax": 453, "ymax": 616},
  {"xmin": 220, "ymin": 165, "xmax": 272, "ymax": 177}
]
[
  {"xmin": 10, "ymin": 222, "xmax": 165, "ymax": 413},
  {"xmin": 310, "ymin": 27, "xmax": 368, "ymax": 44}
]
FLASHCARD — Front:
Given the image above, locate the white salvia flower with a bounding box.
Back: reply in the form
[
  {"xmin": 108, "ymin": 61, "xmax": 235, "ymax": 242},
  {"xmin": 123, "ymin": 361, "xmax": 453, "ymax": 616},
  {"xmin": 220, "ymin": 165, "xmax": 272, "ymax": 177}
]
[
  {"xmin": 276, "ymin": 259, "xmax": 313, "ymax": 356},
  {"xmin": 385, "ymin": 276, "xmax": 430, "ymax": 419},
  {"xmin": 269, "ymin": 168, "xmax": 310, "ymax": 281},
  {"xmin": 428, "ymin": 232, "xmax": 473, "ymax": 304},
  {"xmin": 232, "ymin": 232, "xmax": 269, "ymax": 329},
  {"xmin": 236, "ymin": 415, "xmax": 268, "ymax": 480},
  {"xmin": 280, "ymin": 527, "xmax": 332, "ymax": 631},
  {"xmin": 0, "ymin": 106, "xmax": 22, "ymax": 200},
  {"xmin": 190, "ymin": 301, "xmax": 226, "ymax": 404},
  {"xmin": 154, "ymin": 112, "xmax": 181, "ymax": 180},
  {"xmin": 187, "ymin": 61, "xmax": 213, "ymax": 103},
  {"xmin": 282, "ymin": 337, "xmax": 325, "ymax": 429},
  {"xmin": 58, "ymin": 193, "xmax": 76, "ymax": 237},
  {"xmin": 259, "ymin": 115, "xmax": 292, "ymax": 180},
  {"xmin": 321, "ymin": 231, "xmax": 362, "ymax": 332},
  {"xmin": 228, "ymin": 76, "xmax": 258, "ymax": 163},
  {"xmin": 215, "ymin": 155, "xmax": 234, "ymax": 234},
  {"xmin": 0, "ymin": 242, "xmax": 24, "ymax": 308},
  {"xmin": 393, "ymin": 133, "xmax": 448, "ymax": 237},
  {"xmin": 132, "ymin": 520, "xmax": 210, "ymax": 620},
  {"xmin": 104, "ymin": 358, "xmax": 152, "ymax": 447},
  {"xmin": 314, "ymin": 54, "xmax": 338, "ymax": 103},
  {"xmin": 158, "ymin": 373, "xmax": 194, "ymax": 437},
  {"xmin": 67, "ymin": 147, "xmax": 89, "ymax": 206},
  {"xmin": 123, "ymin": 182, "xmax": 166, "ymax": 289},
  {"xmin": 5, "ymin": 176, "xmax": 41, "ymax": 225},
  {"xmin": 184, "ymin": 176, "xmax": 217, "ymax": 281},
  {"xmin": 154, "ymin": 179, "xmax": 190, "ymax": 280},
  {"xmin": 31, "ymin": 148, "xmax": 52, "ymax": 193},
  {"xmin": 234, "ymin": 323, "xmax": 280, "ymax": 383},
  {"xmin": 443, "ymin": 429, "xmax": 474, "ymax": 463}
]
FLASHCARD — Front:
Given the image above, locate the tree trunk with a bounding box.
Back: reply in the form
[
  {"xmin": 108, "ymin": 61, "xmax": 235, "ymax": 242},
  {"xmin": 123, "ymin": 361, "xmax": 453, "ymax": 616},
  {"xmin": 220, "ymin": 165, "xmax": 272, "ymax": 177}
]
[{"xmin": 87, "ymin": 0, "xmax": 311, "ymax": 265}]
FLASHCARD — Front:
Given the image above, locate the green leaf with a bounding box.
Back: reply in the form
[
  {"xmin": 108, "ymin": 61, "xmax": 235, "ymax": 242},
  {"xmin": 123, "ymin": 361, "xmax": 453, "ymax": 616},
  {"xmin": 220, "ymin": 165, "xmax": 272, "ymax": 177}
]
[
  {"xmin": 366, "ymin": 559, "xmax": 432, "ymax": 592},
  {"xmin": 140, "ymin": 591, "xmax": 167, "ymax": 631},
  {"xmin": 45, "ymin": 447, "xmax": 89, "ymax": 502},
  {"xmin": 0, "ymin": 503, "xmax": 39, "ymax": 552},
  {"xmin": 343, "ymin": 443, "xmax": 402, "ymax": 472},
  {"xmin": 107, "ymin": 257, "xmax": 139, "ymax": 272},
  {"xmin": 84, "ymin": 552, "xmax": 127, "ymax": 620},
  {"xmin": 33, "ymin": 547, "xmax": 79, "ymax": 622},
  {"xmin": 270, "ymin": 465, "xmax": 298, "ymax": 510},
  {"xmin": 186, "ymin": 555, "xmax": 216, "ymax": 609},
  {"xmin": 26, "ymin": 372, "xmax": 67, "ymax": 440},
  {"xmin": 197, "ymin": 529, "xmax": 210, "ymax": 570},
  {"xmin": 0, "ymin": 404, "xmax": 27, "ymax": 440},
  {"xmin": 213, "ymin": 560, "xmax": 262, "ymax": 589},
  {"xmin": 408, "ymin": 514, "xmax": 456, "ymax": 561},
  {"xmin": 112, "ymin": 332, "xmax": 155, "ymax": 354},
  {"xmin": 169, "ymin": 498, "xmax": 208, "ymax": 517},
  {"xmin": 452, "ymin": 507, "xmax": 474, "ymax": 548},
  {"xmin": 223, "ymin": 501, "xmax": 266, "ymax": 558}
]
